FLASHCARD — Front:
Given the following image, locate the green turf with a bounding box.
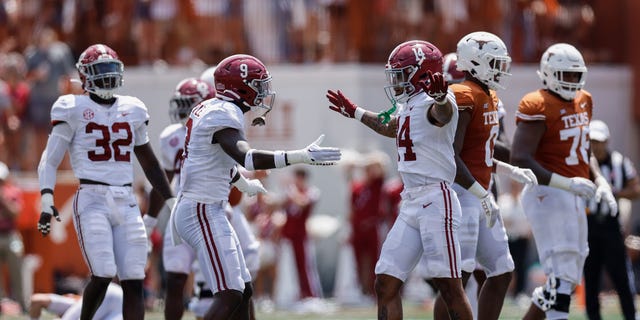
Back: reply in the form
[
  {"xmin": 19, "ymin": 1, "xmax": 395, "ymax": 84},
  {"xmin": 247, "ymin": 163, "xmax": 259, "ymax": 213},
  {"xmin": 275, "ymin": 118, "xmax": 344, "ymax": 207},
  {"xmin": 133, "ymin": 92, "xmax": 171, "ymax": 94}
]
[{"xmin": 7, "ymin": 296, "xmax": 627, "ymax": 319}]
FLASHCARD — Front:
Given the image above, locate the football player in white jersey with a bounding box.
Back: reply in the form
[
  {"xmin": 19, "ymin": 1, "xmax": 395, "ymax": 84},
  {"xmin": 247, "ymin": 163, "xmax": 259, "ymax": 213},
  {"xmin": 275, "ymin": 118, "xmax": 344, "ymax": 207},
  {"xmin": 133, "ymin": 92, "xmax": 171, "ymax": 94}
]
[
  {"xmin": 36, "ymin": 44, "xmax": 175, "ymax": 320},
  {"xmin": 157, "ymin": 77, "xmax": 213, "ymax": 320},
  {"xmin": 154, "ymin": 77, "xmax": 264, "ymax": 319},
  {"xmin": 327, "ymin": 40, "xmax": 473, "ymax": 319},
  {"xmin": 172, "ymin": 53, "xmax": 341, "ymax": 320}
]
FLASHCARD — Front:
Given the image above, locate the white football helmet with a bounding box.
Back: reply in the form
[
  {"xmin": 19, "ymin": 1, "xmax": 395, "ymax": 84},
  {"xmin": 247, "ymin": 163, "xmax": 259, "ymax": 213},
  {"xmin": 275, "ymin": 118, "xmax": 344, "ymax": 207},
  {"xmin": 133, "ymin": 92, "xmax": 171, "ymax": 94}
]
[
  {"xmin": 199, "ymin": 65, "xmax": 216, "ymax": 87},
  {"xmin": 538, "ymin": 43, "xmax": 587, "ymax": 101},
  {"xmin": 456, "ymin": 31, "xmax": 511, "ymax": 90}
]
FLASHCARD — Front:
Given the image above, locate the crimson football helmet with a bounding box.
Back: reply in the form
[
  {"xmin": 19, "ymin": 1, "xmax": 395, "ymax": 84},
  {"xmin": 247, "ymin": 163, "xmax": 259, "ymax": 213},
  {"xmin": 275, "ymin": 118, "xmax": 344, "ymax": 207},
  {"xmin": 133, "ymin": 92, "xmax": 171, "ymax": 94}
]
[
  {"xmin": 443, "ymin": 53, "xmax": 465, "ymax": 84},
  {"xmin": 169, "ymin": 78, "xmax": 215, "ymax": 125},
  {"xmin": 384, "ymin": 40, "xmax": 443, "ymax": 104},
  {"xmin": 456, "ymin": 31, "xmax": 511, "ymax": 90},
  {"xmin": 76, "ymin": 44, "xmax": 124, "ymax": 99},
  {"xmin": 213, "ymin": 54, "xmax": 275, "ymax": 111},
  {"xmin": 538, "ymin": 43, "xmax": 587, "ymax": 100}
]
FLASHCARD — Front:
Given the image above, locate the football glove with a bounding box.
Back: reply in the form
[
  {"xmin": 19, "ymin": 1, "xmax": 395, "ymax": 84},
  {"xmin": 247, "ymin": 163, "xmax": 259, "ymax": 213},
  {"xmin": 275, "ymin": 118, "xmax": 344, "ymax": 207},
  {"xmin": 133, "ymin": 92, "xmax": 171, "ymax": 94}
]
[
  {"xmin": 418, "ymin": 71, "xmax": 448, "ymax": 104},
  {"xmin": 468, "ymin": 182, "xmax": 500, "ymax": 228},
  {"xmin": 327, "ymin": 90, "xmax": 365, "ymax": 120},
  {"xmin": 38, "ymin": 192, "xmax": 60, "ymax": 236},
  {"xmin": 549, "ymin": 173, "xmax": 596, "ymax": 198},
  {"xmin": 287, "ymin": 134, "xmax": 341, "ymax": 166},
  {"xmin": 594, "ymin": 177, "xmax": 618, "ymax": 216},
  {"xmin": 495, "ymin": 161, "xmax": 538, "ymax": 185},
  {"xmin": 480, "ymin": 193, "xmax": 500, "ymax": 228},
  {"xmin": 232, "ymin": 174, "xmax": 267, "ymax": 196}
]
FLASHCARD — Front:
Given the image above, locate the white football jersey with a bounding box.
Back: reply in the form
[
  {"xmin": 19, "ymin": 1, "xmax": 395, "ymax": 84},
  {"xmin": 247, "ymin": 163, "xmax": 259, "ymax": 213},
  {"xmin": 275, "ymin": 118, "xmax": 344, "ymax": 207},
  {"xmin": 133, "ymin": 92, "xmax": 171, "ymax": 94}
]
[
  {"xmin": 396, "ymin": 91, "xmax": 458, "ymax": 187},
  {"xmin": 179, "ymin": 98, "xmax": 243, "ymax": 203},
  {"xmin": 159, "ymin": 123, "xmax": 186, "ymax": 192},
  {"xmin": 50, "ymin": 94, "xmax": 150, "ymax": 186}
]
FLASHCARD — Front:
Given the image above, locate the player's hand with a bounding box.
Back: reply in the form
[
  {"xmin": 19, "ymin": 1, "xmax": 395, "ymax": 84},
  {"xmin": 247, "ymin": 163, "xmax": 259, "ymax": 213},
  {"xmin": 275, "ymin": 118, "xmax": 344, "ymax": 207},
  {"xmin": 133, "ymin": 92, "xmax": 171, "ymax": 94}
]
[
  {"xmin": 480, "ymin": 193, "xmax": 500, "ymax": 228},
  {"xmin": 327, "ymin": 90, "xmax": 362, "ymax": 119},
  {"xmin": 233, "ymin": 176, "xmax": 267, "ymax": 197},
  {"xmin": 568, "ymin": 177, "xmax": 597, "ymax": 198},
  {"xmin": 38, "ymin": 192, "xmax": 60, "ymax": 236},
  {"xmin": 595, "ymin": 179, "xmax": 618, "ymax": 216},
  {"xmin": 496, "ymin": 162, "xmax": 538, "ymax": 185},
  {"xmin": 287, "ymin": 134, "xmax": 342, "ymax": 165},
  {"xmin": 419, "ymin": 71, "xmax": 448, "ymax": 104}
]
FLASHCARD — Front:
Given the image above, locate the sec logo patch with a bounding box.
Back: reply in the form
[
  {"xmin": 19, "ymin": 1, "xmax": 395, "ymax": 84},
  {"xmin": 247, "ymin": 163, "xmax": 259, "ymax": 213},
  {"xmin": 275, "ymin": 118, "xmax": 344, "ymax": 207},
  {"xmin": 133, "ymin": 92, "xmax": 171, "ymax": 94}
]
[{"xmin": 83, "ymin": 109, "xmax": 95, "ymax": 120}]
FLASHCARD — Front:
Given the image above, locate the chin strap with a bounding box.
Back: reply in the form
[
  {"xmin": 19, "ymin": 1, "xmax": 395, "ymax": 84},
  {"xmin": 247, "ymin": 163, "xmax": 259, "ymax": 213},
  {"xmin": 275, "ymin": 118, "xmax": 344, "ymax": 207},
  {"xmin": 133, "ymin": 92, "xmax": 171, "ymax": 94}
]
[{"xmin": 377, "ymin": 100, "xmax": 397, "ymax": 124}]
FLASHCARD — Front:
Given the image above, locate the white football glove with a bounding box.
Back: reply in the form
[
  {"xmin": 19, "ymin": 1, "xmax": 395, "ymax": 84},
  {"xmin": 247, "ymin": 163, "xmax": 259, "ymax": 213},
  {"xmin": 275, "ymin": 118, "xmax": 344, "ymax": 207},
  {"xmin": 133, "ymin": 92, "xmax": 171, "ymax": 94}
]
[
  {"xmin": 287, "ymin": 134, "xmax": 341, "ymax": 165},
  {"xmin": 495, "ymin": 161, "xmax": 538, "ymax": 185},
  {"xmin": 480, "ymin": 193, "xmax": 500, "ymax": 228},
  {"xmin": 549, "ymin": 173, "xmax": 596, "ymax": 198},
  {"xmin": 594, "ymin": 177, "xmax": 618, "ymax": 216},
  {"xmin": 232, "ymin": 174, "xmax": 267, "ymax": 196},
  {"xmin": 468, "ymin": 182, "xmax": 500, "ymax": 228}
]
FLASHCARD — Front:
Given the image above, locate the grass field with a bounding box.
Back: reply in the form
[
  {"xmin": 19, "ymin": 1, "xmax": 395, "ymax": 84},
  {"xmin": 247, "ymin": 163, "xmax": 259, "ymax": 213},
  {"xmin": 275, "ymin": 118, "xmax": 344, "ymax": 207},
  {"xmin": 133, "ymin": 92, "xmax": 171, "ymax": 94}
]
[{"xmin": 5, "ymin": 295, "xmax": 628, "ymax": 319}]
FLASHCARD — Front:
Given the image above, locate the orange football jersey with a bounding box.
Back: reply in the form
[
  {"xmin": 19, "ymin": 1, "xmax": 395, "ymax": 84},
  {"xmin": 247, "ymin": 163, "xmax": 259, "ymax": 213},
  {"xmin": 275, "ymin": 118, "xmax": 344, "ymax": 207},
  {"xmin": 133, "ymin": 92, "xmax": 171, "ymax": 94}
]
[
  {"xmin": 451, "ymin": 81, "xmax": 501, "ymax": 189},
  {"xmin": 515, "ymin": 89, "xmax": 593, "ymax": 179}
]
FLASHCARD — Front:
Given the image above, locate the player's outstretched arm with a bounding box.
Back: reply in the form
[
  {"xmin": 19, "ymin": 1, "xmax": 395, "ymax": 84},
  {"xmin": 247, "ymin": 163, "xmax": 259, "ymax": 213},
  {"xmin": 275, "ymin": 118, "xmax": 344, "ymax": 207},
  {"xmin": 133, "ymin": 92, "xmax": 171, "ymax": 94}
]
[
  {"xmin": 215, "ymin": 128, "xmax": 341, "ymax": 170},
  {"xmin": 326, "ymin": 89, "xmax": 397, "ymax": 138}
]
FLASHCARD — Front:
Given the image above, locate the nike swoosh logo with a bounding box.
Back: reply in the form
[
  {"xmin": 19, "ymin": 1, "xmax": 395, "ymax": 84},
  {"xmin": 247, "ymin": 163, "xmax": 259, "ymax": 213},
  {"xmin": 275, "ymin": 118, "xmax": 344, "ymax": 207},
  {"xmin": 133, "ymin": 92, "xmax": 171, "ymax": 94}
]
[
  {"xmin": 422, "ymin": 202, "xmax": 433, "ymax": 208},
  {"xmin": 129, "ymin": 203, "xmax": 137, "ymax": 208}
]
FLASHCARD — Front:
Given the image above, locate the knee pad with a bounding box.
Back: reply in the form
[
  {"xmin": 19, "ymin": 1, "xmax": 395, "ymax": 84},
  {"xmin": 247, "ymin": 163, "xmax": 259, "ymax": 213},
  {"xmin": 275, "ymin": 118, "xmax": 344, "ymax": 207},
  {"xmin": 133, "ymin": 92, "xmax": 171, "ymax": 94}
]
[{"xmin": 531, "ymin": 276, "xmax": 571, "ymax": 313}]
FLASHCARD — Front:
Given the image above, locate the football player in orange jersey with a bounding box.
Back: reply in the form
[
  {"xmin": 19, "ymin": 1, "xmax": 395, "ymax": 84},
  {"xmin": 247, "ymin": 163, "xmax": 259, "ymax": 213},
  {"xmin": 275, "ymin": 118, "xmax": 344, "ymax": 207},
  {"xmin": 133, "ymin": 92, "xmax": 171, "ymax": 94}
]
[
  {"xmin": 431, "ymin": 32, "xmax": 538, "ymax": 320},
  {"xmin": 511, "ymin": 43, "xmax": 617, "ymax": 320}
]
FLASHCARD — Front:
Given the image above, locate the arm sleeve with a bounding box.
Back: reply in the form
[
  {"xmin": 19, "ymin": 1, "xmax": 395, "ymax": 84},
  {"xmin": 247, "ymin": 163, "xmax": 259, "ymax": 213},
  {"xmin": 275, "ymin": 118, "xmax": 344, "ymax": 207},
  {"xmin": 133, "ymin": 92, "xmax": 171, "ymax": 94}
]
[{"xmin": 38, "ymin": 123, "xmax": 73, "ymax": 191}]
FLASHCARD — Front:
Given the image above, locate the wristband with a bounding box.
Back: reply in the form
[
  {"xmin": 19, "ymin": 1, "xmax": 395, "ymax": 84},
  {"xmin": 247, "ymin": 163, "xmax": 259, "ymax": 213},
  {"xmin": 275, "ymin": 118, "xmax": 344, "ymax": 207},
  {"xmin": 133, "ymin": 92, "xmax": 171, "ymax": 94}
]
[
  {"xmin": 549, "ymin": 173, "xmax": 572, "ymax": 191},
  {"xmin": 494, "ymin": 160, "xmax": 513, "ymax": 175},
  {"xmin": 244, "ymin": 149, "xmax": 256, "ymax": 171},
  {"xmin": 594, "ymin": 176, "xmax": 609, "ymax": 187},
  {"xmin": 274, "ymin": 150, "xmax": 287, "ymax": 168},
  {"xmin": 41, "ymin": 192, "xmax": 54, "ymax": 206},
  {"xmin": 355, "ymin": 107, "xmax": 365, "ymax": 121},
  {"xmin": 467, "ymin": 181, "xmax": 488, "ymax": 199}
]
